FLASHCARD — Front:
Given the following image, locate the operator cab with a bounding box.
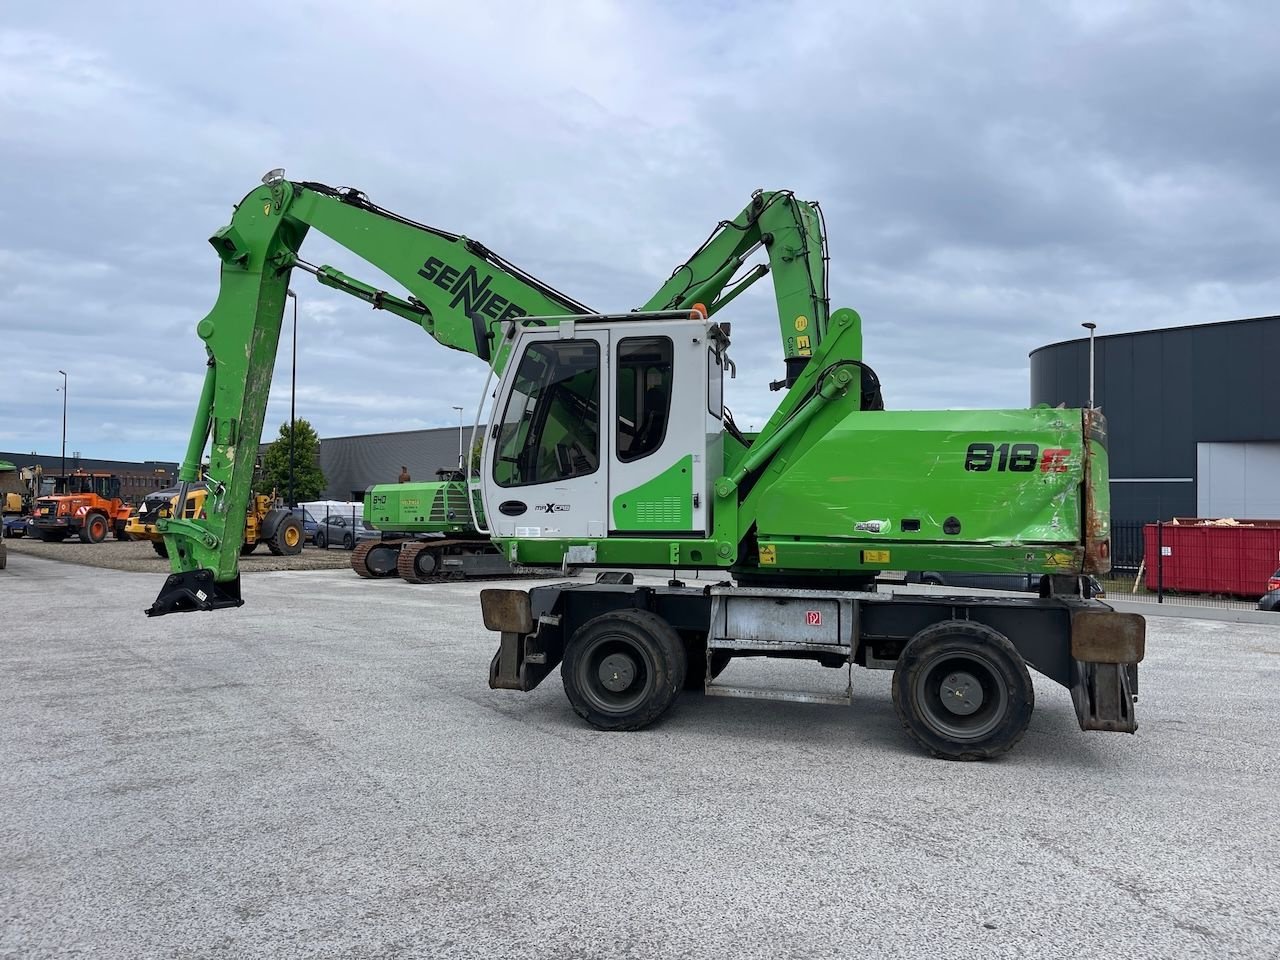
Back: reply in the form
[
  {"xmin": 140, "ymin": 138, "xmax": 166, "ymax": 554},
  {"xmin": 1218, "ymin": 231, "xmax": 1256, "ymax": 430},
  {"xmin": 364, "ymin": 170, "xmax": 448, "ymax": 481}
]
[
  {"xmin": 53, "ymin": 474, "xmax": 120, "ymax": 499},
  {"xmin": 481, "ymin": 312, "xmax": 727, "ymax": 541}
]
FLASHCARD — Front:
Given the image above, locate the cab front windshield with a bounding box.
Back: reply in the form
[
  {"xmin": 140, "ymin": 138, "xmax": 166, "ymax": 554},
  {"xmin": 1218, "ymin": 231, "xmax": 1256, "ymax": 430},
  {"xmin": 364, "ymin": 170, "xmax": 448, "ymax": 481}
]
[{"xmin": 493, "ymin": 340, "xmax": 600, "ymax": 488}]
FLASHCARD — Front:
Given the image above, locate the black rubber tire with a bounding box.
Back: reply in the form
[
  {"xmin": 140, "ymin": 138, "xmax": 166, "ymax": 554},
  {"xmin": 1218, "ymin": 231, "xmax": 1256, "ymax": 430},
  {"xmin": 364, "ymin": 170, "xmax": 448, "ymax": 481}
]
[
  {"xmin": 891, "ymin": 620, "xmax": 1034, "ymax": 761},
  {"xmin": 342, "ymin": 534, "xmax": 354, "ymax": 550},
  {"xmin": 314, "ymin": 530, "xmax": 327, "ymax": 550},
  {"xmin": 269, "ymin": 516, "xmax": 304, "ymax": 556},
  {"xmin": 922, "ymin": 574, "xmax": 944, "ymax": 587},
  {"xmin": 152, "ymin": 540, "xmax": 169, "ymax": 559},
  {"xmin": 26, "ymin": 527, "xmax": 45, "ymax": 542},
  {"xmin": 240, "ymin": 541, "xmax": 258, "ymax": 556},
  {"xmin": 80, "ymin": 514, "xmax": 109, "ymax": 544},
  {"xmin": 562, "ymin": 609, "xmax": 686, "ymax": 731},
  {"xmin": 114, "ymin": 521, "xmax": 129, "ymax": 541}
]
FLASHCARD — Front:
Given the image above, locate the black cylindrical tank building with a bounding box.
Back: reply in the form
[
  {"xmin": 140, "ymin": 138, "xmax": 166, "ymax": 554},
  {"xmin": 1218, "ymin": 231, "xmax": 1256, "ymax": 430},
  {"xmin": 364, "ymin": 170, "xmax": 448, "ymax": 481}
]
[{"xmin": 1030, "ymin": 315, "xmax": 1280, "ymax": 525}]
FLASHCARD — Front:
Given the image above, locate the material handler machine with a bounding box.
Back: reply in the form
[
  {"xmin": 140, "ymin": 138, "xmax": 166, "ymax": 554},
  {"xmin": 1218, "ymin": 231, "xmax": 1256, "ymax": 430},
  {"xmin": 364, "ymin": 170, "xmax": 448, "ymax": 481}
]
[
  {"xmin": 353, "ymin": 471, "xmax": 522, "ymax": 582},
  {"xmin": 354, "ymin": 470, "xmax": 565, "ymax": 582},
  {"xmin": 148, "ymin": 171, "xmax": 1144, "ymax": 759}
]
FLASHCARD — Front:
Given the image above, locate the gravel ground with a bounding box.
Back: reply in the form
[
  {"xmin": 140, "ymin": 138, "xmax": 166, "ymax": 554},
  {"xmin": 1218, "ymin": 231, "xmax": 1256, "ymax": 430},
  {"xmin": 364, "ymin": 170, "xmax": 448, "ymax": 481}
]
[
  {"xmin": 3, "ymin": 534, "xmax": 353, "ymax": 573},
  {"xmin": 2, "ymin": 552, "xmax": 1279, "ymax": 959}
]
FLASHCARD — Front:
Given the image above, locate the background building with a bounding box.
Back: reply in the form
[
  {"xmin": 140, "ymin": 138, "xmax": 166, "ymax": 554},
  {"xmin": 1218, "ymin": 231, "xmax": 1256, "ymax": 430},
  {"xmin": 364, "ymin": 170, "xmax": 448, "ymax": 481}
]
[
  {"xmin": 1030, "ymin": 314, "xmax": 1280, "ymax": 525},
  {"xmin": 0, "ymin": 452, "xmax": 178, "ymax": 503},
  {"xmin": 318, "ymin": 426, "xmax": 468, "ymax": 501}
]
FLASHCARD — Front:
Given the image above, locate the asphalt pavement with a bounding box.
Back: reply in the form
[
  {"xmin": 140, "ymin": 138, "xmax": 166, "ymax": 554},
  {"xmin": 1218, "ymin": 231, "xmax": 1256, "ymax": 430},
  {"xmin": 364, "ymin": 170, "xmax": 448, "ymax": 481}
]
[{"xmin": 2, "ymin": 553, "xmax": 1278, "ymax": 959}]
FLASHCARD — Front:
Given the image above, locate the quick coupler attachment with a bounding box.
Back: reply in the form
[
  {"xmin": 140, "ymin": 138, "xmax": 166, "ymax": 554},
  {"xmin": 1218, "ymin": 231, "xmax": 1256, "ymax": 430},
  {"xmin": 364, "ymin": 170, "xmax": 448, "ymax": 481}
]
[{"xmin": 145, "ymin": 570, "xmax": 244, "ymax": 617}]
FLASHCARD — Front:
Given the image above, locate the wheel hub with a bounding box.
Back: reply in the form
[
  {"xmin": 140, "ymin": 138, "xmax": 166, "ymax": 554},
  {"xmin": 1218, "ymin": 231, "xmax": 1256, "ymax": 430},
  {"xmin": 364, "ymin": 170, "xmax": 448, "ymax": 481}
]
[
  {"xmin": 939, "ymin": 670, "xmax": 983, "ymax": 716},
  {"xmin": 598, "ymin": 653, "xmax": 637, "ymax": 692}
]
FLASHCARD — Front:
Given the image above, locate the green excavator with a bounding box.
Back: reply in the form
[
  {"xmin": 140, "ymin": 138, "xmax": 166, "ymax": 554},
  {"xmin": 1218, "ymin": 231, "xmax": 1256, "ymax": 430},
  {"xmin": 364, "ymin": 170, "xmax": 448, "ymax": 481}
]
[
  {"xmin": 352, "ymin": 470, "xmax": 531, "ymax": 582},
  {"xmin": 148, "ymin": 171, "xmax": 1143, "ymax": 759}
]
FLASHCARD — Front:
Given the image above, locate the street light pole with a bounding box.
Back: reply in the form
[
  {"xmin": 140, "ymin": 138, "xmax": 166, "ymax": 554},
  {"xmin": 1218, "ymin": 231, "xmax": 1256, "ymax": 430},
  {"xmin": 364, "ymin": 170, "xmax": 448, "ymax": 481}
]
[
  {"xmin": 286, "ymin": 289, "xmax": 298, "ymax": 506},
  {"xmin": 57, "ymin": 370, "xmax": 67, "ymax": 480},
  {"xmin": 451, "ymin": 405, "xmax": 464, "ymax": 471},
  {"xmin": 1081, "ymin": 322, "xmax": 1097, "ymax": 409}
]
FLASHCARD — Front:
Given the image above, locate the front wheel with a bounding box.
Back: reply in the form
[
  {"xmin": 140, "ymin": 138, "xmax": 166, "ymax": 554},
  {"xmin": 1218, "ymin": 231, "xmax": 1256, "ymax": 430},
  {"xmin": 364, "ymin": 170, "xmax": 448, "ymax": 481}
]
[
  {"xmin": 152, "ymin": 540, "xmax": 169, "ymax": 559},
  {"xmin": 562, "ymin": 609, "xmax": 686, "ymax": 731},
  {"xmin": 342, "ymin": 534, "xmax": 353, "ymax": 550},
  {"xmin": 80, "ymin": 514, "xmax": 109, "ymax": 544},
  {"xmin": 314, "ymin": 530, "xmax": 327, "ymax": 550},
  {"xmin": 240, "ymin": 540, "xmax": 258, "ymax": 556},
  {"xmin": 891, "ymin": 620, "xmax": 1034, "ymax": 761}
]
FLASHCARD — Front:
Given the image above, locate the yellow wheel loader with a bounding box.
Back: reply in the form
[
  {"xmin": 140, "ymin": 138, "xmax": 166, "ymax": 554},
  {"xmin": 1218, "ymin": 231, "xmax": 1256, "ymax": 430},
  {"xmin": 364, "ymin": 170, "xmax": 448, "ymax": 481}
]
[{"xmin": 128, "ymin": 485, "xmax": 303, "ymax": 558}]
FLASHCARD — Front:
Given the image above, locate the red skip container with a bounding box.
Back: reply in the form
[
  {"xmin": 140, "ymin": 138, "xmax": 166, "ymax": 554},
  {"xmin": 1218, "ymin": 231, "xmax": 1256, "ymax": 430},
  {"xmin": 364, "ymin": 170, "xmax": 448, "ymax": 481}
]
[{"xmin": 1144, "ymin": 519, "xmax": 1280, "ymax": 598}]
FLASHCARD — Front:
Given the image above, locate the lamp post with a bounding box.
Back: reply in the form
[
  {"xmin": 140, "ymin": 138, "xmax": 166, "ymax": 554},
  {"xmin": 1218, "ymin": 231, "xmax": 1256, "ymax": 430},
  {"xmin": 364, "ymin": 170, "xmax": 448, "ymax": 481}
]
[
  {"xmin": 451, "ymin": 405, "xmax": 464, "ymax": 471},
  {"xmin": 1081, "ymin": 322, "xmax": 1097, "ymax": 409},
  {"xmin": 286, "ymin": 289, "xmax": 298, "ymax": 506},
  {"xmin": 57, "ymin": 370, "xmax": 67, "ymax": 481}
]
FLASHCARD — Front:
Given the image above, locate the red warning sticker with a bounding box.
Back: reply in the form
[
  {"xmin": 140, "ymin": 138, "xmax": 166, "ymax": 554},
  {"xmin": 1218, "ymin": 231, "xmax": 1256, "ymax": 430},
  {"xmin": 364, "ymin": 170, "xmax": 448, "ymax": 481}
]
[{"xmin": 805, "ymin": 610, "xmax": 822, "ymax": 627}]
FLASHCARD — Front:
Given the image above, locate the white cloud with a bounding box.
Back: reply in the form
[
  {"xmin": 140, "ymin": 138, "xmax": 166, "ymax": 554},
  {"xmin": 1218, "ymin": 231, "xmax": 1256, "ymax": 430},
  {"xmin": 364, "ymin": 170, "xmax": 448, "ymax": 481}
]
[{"xmin": 0, "ymin": 1, "xmax": 1277, "ymax": 462}]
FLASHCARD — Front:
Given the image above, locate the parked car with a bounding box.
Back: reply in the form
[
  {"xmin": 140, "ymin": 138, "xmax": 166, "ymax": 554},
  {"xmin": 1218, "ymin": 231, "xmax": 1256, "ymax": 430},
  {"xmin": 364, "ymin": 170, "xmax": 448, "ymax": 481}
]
[
  {"xmin": 905, "ymin": 570, "xmax": 1106, "ymax": 599},
  {"xmin": 1258, "ymin": 570, "xmax": 1280, "ymax": 611},
  {"xmin": 2, "ymin": 515, "xmax": 27, "ymax": 538},
  {"xmin": 287, "ymin": 507, "xmax": 320, "ymax": 544},
  {"xmin": 313, "ymin": 514, "xmax": 381, "ymax": 550}
]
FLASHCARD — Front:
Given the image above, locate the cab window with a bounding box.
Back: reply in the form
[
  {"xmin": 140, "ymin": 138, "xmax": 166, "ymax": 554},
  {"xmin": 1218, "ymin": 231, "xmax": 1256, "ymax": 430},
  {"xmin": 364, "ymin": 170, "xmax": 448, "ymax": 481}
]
[
  {"xmin": 494, "ymin": 340, "xmax": 600, "ymax": 487},
  {"xmin": 616, "ymin": 337, "xmax": 673, "ymax": 462}
]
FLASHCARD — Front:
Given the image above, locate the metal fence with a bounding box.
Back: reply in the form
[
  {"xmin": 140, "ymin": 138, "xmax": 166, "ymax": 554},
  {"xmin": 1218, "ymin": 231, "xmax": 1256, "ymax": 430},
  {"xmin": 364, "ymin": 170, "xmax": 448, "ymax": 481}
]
[{"xmin": 1105, "ymin": 520, "xmax": 1276, "ymax": 611}]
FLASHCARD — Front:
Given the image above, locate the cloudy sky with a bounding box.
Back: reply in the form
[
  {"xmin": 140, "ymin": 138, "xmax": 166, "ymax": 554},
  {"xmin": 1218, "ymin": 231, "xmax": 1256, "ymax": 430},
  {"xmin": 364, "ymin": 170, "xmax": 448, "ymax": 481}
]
[{"xmin": 2, "ymin": 0, "xmax": 1276, "ymax": 462}]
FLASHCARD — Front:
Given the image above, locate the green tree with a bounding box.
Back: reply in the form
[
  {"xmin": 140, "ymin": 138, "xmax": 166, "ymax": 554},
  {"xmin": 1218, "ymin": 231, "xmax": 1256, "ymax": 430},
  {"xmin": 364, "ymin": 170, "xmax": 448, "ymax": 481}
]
[{"xmin": 260, "ymin": 419, "xmax": 326, "ymax": 503}]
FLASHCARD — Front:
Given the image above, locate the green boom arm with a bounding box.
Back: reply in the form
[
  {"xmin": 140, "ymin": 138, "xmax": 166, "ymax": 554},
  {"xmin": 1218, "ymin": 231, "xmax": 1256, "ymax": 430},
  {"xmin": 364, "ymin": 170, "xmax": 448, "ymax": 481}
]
[
  {"xmin": 642, "ymin": 190, "xmax": 831, "ymax": 387},
  {"xmin": 147, "ymin": 174, "xmax": 591, "ymax": 614}
]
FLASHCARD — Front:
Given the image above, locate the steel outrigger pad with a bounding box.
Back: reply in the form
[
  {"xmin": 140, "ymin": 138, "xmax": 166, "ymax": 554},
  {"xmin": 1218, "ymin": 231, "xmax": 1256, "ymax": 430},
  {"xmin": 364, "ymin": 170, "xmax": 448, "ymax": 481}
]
[{"xmin": 145, "ymin": 569, "xmax": 243, "ymax": 617}]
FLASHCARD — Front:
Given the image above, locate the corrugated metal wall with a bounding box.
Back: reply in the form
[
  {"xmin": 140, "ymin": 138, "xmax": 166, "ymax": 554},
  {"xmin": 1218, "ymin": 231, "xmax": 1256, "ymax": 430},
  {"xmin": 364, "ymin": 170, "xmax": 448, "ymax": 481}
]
[
  {"xmin": 1030, "ymin": 315, "xmax": 1280, "ymax": 523},
  {"xmin": 318, "ymin": 427, "xmax": 466, "ymax": 500}
]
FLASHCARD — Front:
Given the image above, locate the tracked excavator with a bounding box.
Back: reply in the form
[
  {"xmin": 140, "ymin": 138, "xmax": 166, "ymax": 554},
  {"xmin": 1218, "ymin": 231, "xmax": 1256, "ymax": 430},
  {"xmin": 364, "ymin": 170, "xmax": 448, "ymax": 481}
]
[
  {"xmin": 352, "ymin": 470, "xmax": 534, "ymax": 582},
  {"xmin": 147, "ymin": 171, "xmax": 1144, "ymax": 759}
]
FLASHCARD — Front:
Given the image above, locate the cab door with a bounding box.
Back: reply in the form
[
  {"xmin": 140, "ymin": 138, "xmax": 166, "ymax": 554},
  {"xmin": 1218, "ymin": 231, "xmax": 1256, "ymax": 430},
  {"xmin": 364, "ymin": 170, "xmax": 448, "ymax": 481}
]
[
  {"xmin": 608, "ymin": 321, "xmax": 709, "ymax": 536},
  {"xmin": 482, "ymin": 328, "xmax": 610, "ymax": 541}
]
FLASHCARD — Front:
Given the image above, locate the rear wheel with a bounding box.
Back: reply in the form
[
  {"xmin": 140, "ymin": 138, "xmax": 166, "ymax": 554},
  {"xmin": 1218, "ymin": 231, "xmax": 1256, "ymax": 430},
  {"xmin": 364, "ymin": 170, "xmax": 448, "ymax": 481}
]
[
  {"xmin": 80, "ymin": 514, "xmax": 109, "ymax": 544},
  {"xmin": 152, "ymin": 540, "xmax": 169, "ymax": 559},
  {"xmin": 26, "ymin": 527, "xmax": 46, "ymax": 542},
  {"xmin": 240, "ymin": 540, "xmax": 258, "ymax": 556},
  {"xmin": 562, "ymin": 609, "xmax": 686, "ymax": 731},
  {"xmin": 891, "ymin": 621, "xmax": 1034, "ymax": 761},
  {"xmin": 113, "ymin": 521, "xmax": 129, "ymax": 540}
]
